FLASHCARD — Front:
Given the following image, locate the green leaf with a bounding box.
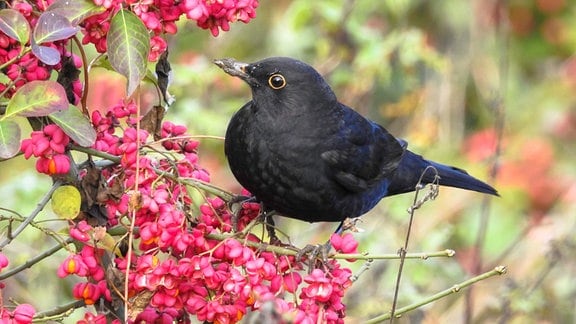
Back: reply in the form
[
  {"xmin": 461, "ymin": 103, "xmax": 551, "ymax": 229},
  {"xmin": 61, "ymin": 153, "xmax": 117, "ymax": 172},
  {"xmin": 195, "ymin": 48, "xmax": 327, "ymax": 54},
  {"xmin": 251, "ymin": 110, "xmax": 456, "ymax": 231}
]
[
  {"xmin": 89, "ymin": 54, "xmax": 114, "ymax": 71},
  {"xmin": 0, "ymin": 119, "xmax": 21, "ymax": 159},
  {"xmin": 51, "ymin": 185, "xmax": 81, "ymax": 220},
  {"xmin": 108, "ymin": 9, "xmax": 150, "ymax": 96},
  {"xmin": 0, "ymin": 9, "xmax": 30, "ymax": 44},
  {"xmin": 0, "ymin": 73, "xmax": 10, "ymax": 84},
  {"xmin": 4, "ymin": 81, "xmax": 68, "ymax": 119},
  {"xmin": 47, "ymin": 0, "xmax": 106, "ymax": 25},
  {"xmin": 33, "ymin": 11, "xmax": 78, "ymax": 44},
  {"xmin": 49, "ymin": 105, "xmax": 96, "ymax": 147},
  {"xmin": 96, "ymin": 232, "xmax": 123, "ymax": 256}
]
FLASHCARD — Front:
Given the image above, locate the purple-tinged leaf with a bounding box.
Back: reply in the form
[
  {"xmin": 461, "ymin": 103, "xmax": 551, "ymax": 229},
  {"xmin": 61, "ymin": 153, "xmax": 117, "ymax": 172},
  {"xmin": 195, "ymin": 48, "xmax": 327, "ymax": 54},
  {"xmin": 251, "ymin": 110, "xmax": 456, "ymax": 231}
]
[
  {"xmin": 0, "ymin": 119, "xmax": 21, "ymax": 159},
  {"xmin": 108, "ymin": 9, "xmax": 150, "ymax": 96},
  {"xmin": 49, "ymin": 106, "xmax": 96, "ymax": 147},
  {"xmin": 33, "ymin": 11, "xmax": 78, "ymax": 44},
  {"xmin": 47, "ymin": 0, "xmax": 106, "ymax": 26},
  {"xmin": 5, "ymin": 80, "xmax": 69, "ymax": 118},
  {"xmin": 31, "ymin": 43, "xmax": 61, "ymax": 65},
  {"xmin": 0, "ymin": 9, "xmax": 30, "ymax": 44}
]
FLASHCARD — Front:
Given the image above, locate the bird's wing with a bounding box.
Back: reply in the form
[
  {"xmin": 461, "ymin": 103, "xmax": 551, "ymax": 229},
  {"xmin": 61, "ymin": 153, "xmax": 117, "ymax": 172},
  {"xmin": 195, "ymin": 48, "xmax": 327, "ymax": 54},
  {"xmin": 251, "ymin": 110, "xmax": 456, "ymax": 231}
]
[{"xmin": 321, "ymin": 106, "xmax": 406, "ymax": 193}]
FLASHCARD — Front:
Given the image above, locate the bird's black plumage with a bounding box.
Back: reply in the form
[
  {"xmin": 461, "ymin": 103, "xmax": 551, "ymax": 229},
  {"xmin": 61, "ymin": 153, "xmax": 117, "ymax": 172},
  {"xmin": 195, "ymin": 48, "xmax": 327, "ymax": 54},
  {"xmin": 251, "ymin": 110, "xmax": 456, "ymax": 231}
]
[{"xmin": 215, "ymin": 57, "xmax": 498, "ymax": 223}]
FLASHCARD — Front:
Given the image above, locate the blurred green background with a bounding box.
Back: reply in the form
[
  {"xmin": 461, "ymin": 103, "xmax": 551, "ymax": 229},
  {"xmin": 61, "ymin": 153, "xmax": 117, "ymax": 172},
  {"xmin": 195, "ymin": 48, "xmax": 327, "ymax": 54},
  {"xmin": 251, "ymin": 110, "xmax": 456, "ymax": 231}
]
[{"xmin": 2, "ymin": 0, "xmax": 576, "ymax": 323}]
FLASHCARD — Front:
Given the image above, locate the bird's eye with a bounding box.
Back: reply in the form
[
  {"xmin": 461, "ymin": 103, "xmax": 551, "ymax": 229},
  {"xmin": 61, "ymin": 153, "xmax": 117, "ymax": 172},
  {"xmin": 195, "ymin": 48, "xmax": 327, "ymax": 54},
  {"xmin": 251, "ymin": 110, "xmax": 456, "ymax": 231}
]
[{"xmin": 268, "ymin": 74, "xmax": 286, "ymax": 89}]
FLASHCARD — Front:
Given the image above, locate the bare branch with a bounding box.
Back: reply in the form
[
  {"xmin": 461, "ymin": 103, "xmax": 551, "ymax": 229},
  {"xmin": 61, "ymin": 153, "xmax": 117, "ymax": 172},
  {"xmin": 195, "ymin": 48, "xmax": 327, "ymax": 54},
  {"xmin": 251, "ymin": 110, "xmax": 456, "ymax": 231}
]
[
  {"xmin": 0, "ymin": 182, "xmax": 62, "ymax": 249},
  {"xmin": 368, "ymin": 266, "xmax": 508, "ymax": 323}
]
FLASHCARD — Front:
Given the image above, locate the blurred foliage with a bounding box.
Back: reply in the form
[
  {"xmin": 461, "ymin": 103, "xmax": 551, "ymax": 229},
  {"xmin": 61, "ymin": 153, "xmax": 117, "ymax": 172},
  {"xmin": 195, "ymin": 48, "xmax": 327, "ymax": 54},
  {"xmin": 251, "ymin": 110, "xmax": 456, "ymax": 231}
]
[{"xmin": 2, "ymin": 0, "xmax": 576, "ymax": 323}]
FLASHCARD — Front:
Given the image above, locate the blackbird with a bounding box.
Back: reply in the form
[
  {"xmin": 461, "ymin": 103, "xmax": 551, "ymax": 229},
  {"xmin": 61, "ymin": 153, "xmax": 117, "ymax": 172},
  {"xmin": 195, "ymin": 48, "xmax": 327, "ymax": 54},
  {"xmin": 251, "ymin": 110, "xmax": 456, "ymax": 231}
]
[{"xmin": 215, "ymin": 57, "xmax": 498, "ymax": 223}]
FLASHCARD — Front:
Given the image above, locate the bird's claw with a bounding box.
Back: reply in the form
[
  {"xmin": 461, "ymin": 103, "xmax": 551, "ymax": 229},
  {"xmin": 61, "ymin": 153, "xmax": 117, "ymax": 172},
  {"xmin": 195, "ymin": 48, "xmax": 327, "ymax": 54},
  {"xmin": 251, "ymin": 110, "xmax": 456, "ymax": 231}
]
[
  {"xmin": 261, "ymin": 211, "xmax": 283, "ymax": 244},
  {"xmin": 296, "ymin": 240, "xmax": 333, "ymax": 270},
  {"xmin": 227, "ymin": 195, "xmax": 254, "ymax": 211},
  {"xmin": 227, "ymin": 195, "xmax": 256, "ymax": 232},
  {"xmin": 341, "ymin": 217, "xmax": 364, "ymax": 233}
]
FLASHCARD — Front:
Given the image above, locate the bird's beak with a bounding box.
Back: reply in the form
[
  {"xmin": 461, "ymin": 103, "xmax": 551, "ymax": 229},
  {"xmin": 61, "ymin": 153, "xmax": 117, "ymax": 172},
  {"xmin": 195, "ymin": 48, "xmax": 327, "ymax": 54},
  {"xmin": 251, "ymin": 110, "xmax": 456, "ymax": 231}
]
[{"xmin": 214, "ymin": 58, "xmax": 259, "ymax": 87}]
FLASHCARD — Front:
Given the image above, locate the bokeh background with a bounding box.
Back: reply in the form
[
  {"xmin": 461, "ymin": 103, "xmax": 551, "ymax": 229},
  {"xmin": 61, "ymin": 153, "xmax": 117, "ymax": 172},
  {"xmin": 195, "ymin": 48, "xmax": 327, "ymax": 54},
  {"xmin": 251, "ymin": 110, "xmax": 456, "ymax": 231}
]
[{"xmin": 2, "ymin": 0, "xmax": 576, "ymax": 323}]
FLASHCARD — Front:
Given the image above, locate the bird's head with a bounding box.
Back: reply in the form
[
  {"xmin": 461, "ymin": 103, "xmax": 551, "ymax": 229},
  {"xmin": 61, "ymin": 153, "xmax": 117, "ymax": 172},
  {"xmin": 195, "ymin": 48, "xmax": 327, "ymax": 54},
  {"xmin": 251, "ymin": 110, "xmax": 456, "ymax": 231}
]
[{"xmin": 214, "ymin": 57, "xmax": 337, "ymax": 112}]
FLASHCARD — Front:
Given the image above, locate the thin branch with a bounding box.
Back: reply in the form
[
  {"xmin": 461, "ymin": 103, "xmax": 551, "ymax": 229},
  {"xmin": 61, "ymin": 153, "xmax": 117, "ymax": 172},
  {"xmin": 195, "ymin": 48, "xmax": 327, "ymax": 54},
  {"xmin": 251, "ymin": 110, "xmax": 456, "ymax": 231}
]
[
  {"xmin": 389, "ymin": 167, "xmax": 439, "ymax": 323},
  {"xmin": 0, "ymin": 213, "xmax": 70, "ymax": 250},
  {"xmin": 351, "ymin": 259, "xmax": 373, "ymax": 282},
  {"xmin": 0, "ymin": 182, "xmax": 62, "ymax": 249},
  {"xmin": 69, "ymin": 144, "xmax": 122, "ymax": 163},
  {"xmin": 205, "ymin": 231, "xmax": 454, "ymax": 261},
  {"xmin": 33, "ymin": 300, "xmax": 86, "ymax": 321},
  {"xmin": 155, "ymin": 168, "xmax": 234, "ymax": 201},
  {"xmin": 149, "ymin": 135, "xmax": 225, "ymax": 144},
  {"xmin": 124, "ymin": 92, "xmax": 144, "ymax": 323},
  {"xmin": 0, "ymin": 44, "xmax": 27, "ymax": 70},
  {"xmin": 367, "ymin": 266, "xmax": 507, "ymax": 323},
  {"xmin": 0, "ymin": 237, "xmax": 73, "ymax": 280},
  {"xmin": 332, "ymin": 249, "xmax": 455, "ymax": 261},
  {"xmin": 99, "ymin": 221, "xmax": 455, "ymax": 261},
  {"xmin": 73, "ymin": 140, "xmax": 232, "ymax": 202},
  {"xmin": 71, "ymin": 35, "xmax": 90, "ymax": 114},
  {"xmin": 72, "ymin": 143, "xmax": 232, "ymax": 200}
]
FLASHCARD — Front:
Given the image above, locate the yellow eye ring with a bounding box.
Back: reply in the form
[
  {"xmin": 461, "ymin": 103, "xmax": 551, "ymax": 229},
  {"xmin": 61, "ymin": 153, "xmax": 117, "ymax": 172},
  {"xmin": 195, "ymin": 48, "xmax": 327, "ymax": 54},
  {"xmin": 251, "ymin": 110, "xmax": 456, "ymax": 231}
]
[{"xmin": 268, "ymin": 74, "xmax": 286, "ymax": 89}]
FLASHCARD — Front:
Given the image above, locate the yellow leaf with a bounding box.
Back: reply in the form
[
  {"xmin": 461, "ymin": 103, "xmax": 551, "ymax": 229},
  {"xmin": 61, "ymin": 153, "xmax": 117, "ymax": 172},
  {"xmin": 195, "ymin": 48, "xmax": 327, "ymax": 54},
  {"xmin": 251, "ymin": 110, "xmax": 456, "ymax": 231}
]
[
  {"xmin": 95, "ymin": 231, "xmax": 123, "ymax": 257},
  {"xmin": 51, "ymin": 185, "xmax": 81, "ymax": 219}
]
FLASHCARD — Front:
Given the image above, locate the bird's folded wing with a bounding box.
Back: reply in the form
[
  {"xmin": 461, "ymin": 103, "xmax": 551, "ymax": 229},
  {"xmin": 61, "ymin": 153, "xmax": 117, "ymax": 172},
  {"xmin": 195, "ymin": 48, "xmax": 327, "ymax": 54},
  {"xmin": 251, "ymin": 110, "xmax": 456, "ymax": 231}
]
[{"xmin": 320, "ymin": 108, "xmax": 405, "ymax": 193}]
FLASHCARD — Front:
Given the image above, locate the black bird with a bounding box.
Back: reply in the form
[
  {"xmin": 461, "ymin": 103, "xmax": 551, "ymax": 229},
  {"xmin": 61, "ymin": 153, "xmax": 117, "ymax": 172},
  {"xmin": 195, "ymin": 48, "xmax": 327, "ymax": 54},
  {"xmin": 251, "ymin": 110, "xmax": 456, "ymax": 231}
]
[{"xmin": 215, "ymin": 57, "xmax": 498, "ymax": 223}]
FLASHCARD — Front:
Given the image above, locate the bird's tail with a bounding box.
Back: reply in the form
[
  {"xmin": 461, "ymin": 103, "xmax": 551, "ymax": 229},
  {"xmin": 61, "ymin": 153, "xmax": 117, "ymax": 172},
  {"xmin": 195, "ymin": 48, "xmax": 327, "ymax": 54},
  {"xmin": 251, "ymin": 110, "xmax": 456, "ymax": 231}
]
[
  {"xmin": 387, "ymin": 151, "xmax": 499, "ymax": 196},
  {"xmin": 426, "ymin": 160, "xmax": 498, "ymax": 196}
]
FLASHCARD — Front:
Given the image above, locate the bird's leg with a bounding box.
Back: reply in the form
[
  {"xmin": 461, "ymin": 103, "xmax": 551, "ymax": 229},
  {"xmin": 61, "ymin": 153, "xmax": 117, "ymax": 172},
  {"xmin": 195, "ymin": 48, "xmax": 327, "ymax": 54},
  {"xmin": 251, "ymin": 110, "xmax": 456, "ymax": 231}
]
[
  {"xmin": 334, "ymin": 220, "xmax": 344, "ymax": 235},
  {"xmin": 262, "ymin": 211, "xmax": 281, "ymax": 244},
  {"xmin": 251, "ymin": 211, "xmax": 279, "ymax": 254},
  {"xmin": 229, "ymin": 198, "xmax": 285, "ymax": 245},
  {"xmin": 227, "ymin": 195, "xmax": 256, "ymax": 232}
]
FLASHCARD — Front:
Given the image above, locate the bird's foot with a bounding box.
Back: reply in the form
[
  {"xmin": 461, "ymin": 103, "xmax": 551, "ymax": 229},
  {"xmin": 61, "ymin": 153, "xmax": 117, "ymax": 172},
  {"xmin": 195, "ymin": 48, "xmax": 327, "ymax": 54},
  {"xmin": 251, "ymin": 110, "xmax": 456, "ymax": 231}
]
[
  {"xmin": 227, "ymin": 194, "xmax": 255, "ymax": 211},
  {"xmin": 340, "ymin": 217, "xmax": 364, "ymax": 233},
  {"xmin": 227, "ymin": 195, "xmax": 257, "ymax": 232},
  {"xmin": 296, "ymin": 240, "xmax": 333, "ymax": 271},
  {"xmin": 262, "ymin": 211, "xmax": 284, "ymax": 244}
]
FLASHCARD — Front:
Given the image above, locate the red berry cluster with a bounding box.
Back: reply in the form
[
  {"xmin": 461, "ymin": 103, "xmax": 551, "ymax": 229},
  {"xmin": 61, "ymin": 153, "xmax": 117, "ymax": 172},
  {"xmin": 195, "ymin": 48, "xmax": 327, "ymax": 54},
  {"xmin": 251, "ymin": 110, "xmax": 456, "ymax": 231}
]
[
  {"xmin": 8, "ymin": 98, "xmax": 360, "ymax": 322},
  {"xmin": 77, "ymin": 311, "xmax": 108, "ymax": 324},
  {"xmin": 20, "ymin": 124, "xmax": 72, "ymax": 175},
  {"xmin": 83, "ymin": 0, "xmax": 259, "ymax": 60},
  {"xmin": 182, "ymin": 0, "xmax": 259, "ymax": 36},
  {"xmin": 1, "ymin": 0, "xmax": 258, "ymax": 99},
  {"xmin": 0, "ymin": 303, "xmax": 35, "ymax": 324},
  {"xmin": 48, "ymin": 102, "xmax": 358, "ymax": 323}
]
